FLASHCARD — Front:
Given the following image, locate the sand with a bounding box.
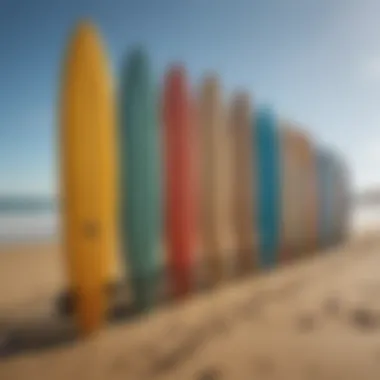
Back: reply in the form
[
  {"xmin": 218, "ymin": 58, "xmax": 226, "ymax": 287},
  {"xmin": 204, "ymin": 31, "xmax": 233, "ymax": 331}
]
[
  {"xmin": 1, "ymin": 231, "xmax": 380, "ymax": 379},
  {"xmin": 0, "ymin": 242, "xmax": 65, "ymax": 317}
]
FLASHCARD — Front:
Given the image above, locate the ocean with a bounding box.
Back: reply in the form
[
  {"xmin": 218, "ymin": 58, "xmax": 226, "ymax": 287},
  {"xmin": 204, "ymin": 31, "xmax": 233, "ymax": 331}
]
[
  {"xmin": 353, "ymin": 205, "xmax": 380, "ymax": 232},
  {"xmin": 0, "ymin": 203, "xmax": 378, "ymax": 244},
  {"xmin": 0, "ymin": 211, "xmax": 58, "ymax": 243},
  {"xmin": 0, "ymin": 198, "xmax": 58, "ymax": 243}
]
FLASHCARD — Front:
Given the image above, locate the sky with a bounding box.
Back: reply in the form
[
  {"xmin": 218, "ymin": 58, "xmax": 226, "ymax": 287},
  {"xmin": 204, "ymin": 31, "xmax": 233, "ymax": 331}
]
[{"xmin": 1, "ymin": 0, "xmax": 380, "ymax": 196}]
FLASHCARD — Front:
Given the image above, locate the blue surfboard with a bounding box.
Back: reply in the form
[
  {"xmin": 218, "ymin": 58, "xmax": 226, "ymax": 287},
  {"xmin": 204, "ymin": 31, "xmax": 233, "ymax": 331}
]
[
  {"xmin": 316, "ymin": 147, "xmax": 335, "ymax": 249},
  {"xmin": 254, "ymin": 107, "xmax": 281, "ymax": 268},
  {"xmin": 334, "ymin": 157, "xmax": 351, "ymax": 242},
  {"xmin": 330, "ymin": 154, "xmax": 350, "ymax": 245},
  {"xmin": 330, "ymin": 154, "xmax": 341, "ymax": 245},
  {"xmin": 119, "ymin": 48, "xmax": 162, "ymax": 311}
]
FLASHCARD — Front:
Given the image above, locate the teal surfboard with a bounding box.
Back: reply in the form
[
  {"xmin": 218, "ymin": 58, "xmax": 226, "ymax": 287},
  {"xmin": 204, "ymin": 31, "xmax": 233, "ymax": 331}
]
[
  {"xmin": 119, "ymin": 48, "xmax": 161, "ymax": 311},
  {"xmin": 254, "ymin": 107, "xmax": 281, "ymax": 268}
]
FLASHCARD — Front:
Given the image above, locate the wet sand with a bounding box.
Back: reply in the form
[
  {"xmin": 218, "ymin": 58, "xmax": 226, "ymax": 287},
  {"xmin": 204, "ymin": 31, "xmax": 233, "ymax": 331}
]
[{"xmin": 1, "ymin": 231, "xmax": 380, "ymax": 379}]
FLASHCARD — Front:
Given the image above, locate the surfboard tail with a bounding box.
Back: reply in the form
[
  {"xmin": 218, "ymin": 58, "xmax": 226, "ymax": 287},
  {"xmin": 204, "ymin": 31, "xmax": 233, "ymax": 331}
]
[{"xmin": 75, "ymin": 287, "xmax": 107, "ymax": 336}]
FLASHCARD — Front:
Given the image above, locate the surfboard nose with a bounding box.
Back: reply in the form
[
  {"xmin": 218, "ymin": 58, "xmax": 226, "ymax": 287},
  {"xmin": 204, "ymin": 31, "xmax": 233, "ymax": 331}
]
[
  {"xmin": 67, "ymin": 20, "xmax": 101, "ymax": 53},
  {"xmin": 165, "ymin": 65, "xmax": 186, "ymax": 84},
  {"xmin": 124, "ymin": 48, "xmax": 149, "ymax": 76},
  {"xmin": 74, "ymin": 20, "xmax": 97, "ymax": 35}
]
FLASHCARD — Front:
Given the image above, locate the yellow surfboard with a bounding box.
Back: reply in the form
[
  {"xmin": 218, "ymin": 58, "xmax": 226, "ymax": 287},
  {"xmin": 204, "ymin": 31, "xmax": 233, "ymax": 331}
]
[{"xmin": 59, "ymin": 21, "xmax": 117, "ymax": 335}]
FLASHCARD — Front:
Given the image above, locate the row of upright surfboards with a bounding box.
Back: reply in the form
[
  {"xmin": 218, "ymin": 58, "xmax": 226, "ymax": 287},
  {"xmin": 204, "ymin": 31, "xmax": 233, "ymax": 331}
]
[{"xmin": 59, "ymin": 21, "xmax": 351, "ymax": 335}]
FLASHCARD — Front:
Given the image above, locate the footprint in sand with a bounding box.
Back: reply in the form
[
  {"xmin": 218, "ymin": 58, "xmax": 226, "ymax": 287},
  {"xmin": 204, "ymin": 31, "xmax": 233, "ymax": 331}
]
[{"xmin": 196, "ymin": 367, "xmax": 222, "ymax": 380}]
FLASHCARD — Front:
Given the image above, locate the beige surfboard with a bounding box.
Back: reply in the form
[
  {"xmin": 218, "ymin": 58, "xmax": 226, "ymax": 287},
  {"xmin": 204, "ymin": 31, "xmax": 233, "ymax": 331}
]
[
  {"xmin": 229, "ymin": 92, "xmax": 257, "ymax": 274},
  {"xmin": 280, "ymin": 121, "xmax": 304, "ymax": 259},
  {"xmin": 198, "ymin": 75, "xmax": 234, "ymax": 285},
  {"xmin": 292, "ymin": 127, "xmax": 318, "ymax": 253}
]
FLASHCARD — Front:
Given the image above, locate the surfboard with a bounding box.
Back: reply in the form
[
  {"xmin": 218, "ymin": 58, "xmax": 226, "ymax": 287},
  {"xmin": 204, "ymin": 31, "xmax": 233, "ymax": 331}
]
[
  {"xmin": 341, "ymin": 159, "xmax": 351, "ymax": 242},
  {"xmin": 119, "ymin": 48, "xmax": 161, "ymax": 311},
  {"xmin": 316, "ymin": 148, "xmax": 334, "ymax": 248},
  {"xmin": 163, "ymin": 65, "xmax": 197, "ymax": 298},
  {"xmin": 329, "ymin": 154, "xmax": 339, "ymax": 245},
  {"xmin": 254, "ymin": 107, "xmax": 281, "ymax": 268},
  {"xmin": 215, "ymin": 83, "xmax": 235, "ymax": 279},
  {"xmin": 229, "ymin": 92, "xmax": 256, "ymax": 274},
  {"xmin": 334, "ymin": 157, "xmax": 351, "ymax": 242},
  {"xmin": 330, "ymin": 154, "xmax": 350, "ymax": 245},
  {"xmin": 294, "ymin": 129, "xmax": 318, "ymax": 253},
  {"xmin": 279, "ymin": 122, "xmax": 304, "ymax": 260},
  {"xmin": 59, "ymin": 21, "xmax": 117, "ymax": 335},
  {"xmin": 198, "ymin": 75, "xmax": 232, "ymax": 285}
]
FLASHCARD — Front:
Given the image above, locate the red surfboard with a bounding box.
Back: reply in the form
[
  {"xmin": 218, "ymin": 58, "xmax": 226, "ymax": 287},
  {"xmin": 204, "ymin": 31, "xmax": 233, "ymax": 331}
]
[{"xmin": 163, "ymin": 65, "xmax": 198, "ymax": 298}]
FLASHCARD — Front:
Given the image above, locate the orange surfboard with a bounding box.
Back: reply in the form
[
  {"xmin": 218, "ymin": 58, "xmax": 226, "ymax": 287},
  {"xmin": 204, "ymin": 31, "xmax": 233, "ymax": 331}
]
[{"xmin": 163, "ymin": 65, "xmax": 197, "ymax": 297}]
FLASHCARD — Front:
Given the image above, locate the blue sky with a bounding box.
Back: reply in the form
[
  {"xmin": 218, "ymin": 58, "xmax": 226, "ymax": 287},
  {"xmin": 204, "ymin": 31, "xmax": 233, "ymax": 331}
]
[{"xmin": 1, "ymin": 0, "xmax": 380, "ymax": 196}]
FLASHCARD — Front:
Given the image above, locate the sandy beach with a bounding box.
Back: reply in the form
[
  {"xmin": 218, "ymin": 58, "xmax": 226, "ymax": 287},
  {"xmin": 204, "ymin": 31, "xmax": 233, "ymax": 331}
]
[
  {"xmin": 0, "ymin": 242, "xmax": 65, "ymax": 316},
  {"xmin": 1, "ymin": 231, "xmax": 380, "ymax": 379}
]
